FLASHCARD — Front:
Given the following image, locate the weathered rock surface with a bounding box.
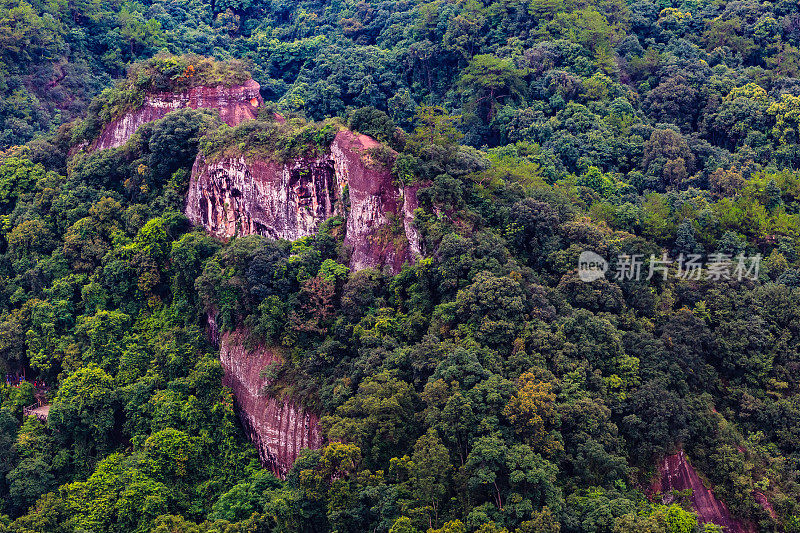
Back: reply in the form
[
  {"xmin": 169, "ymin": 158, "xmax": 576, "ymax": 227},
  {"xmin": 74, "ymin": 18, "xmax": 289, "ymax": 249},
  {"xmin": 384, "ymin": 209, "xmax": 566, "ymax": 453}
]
[
  {"xmin": 186, "ymin": 154, "xmax": 340, "ymax": 241},
  {"xmin": 652, "ymin": 451, "xmax": 755, "ymax": 533},
  {"xmin": 92, "ymin": 80, "xmax": 262, "ymax": 151},
  {"xmin": 332, "ymin": 131, "xmax": 420, "ymax": 272},
  {"xmin": 218, "ymin": 329, "xmax": 322, "ymax": 477},
  {"xmin": 185, "ymin": 129, "xmax": 420, "ymax": 272}
]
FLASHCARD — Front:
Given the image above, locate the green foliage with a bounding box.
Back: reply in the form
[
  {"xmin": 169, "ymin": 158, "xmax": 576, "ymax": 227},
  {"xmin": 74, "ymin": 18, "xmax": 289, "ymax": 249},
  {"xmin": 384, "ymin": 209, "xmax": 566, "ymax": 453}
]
[
  {"xmin": 201, "ymin": 116, "xmax": 341, "ymax": 163},
  {"xmin": 457, "ymin": 54, "xmax": 527, "ymax": 122},
  {"xmin": 5, "ymin": 0, "xmax": 800, "ymax": 531},
  {"xmin": 348, "ymin": 107, "xmax": 399, "ymax": 147},
  {"xmin": 318, "ymin": 259, "xmax": 350, "ymax": 284},
  {"xmin": 322, "ymin": 371, "xmax": 417, "ymax": 468},
  {"xmin": 0, "ymin": 157, "xmax": 47, "ymax": 213}
]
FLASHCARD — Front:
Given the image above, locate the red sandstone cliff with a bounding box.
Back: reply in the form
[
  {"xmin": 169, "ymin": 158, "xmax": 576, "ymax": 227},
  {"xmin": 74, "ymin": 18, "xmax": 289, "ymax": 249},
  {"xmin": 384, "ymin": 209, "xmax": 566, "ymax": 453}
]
[
  {"xmin": 92, "ymin": 79, "xmax": 262, "ymax": 151},
  {"xmin": 185, "ymin": 129, "xmax": 420, "ymax": 273},
  {"xmin": 652, "ymin": 451, "xmax": 755, "ymax": 533},
  {"xmin": 332, "ymin": 131, "xmax": 421, "ymax": 272},
  {"xmin": 186, "ymin": 154, "xmax": 340, "ymax": 241},
  {"xmin": 218, "ymin": 329, "xmax": 323, "ymax": 477}
]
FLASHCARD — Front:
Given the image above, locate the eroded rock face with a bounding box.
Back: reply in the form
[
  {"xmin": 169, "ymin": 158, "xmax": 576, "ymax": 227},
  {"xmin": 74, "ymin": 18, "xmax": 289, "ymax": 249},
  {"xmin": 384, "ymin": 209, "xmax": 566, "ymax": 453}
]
[
  {"xmin": 332, "ymin": 131, "xmax": 420, "ymax": 272},
  {"xmin": 218, "ymin": 329, "xmax": 322, "ymax": 477},
  {"xmin": 186, "ymin": 154, "xmax": 340, "ymax": 241},
  {"xmin": 652, "ymin": 451, "xmax": 756, "ymax": 533},
  {"xmin": 93, "ymin": 80, "xmax": 262, "ymax": 151},
  {"xmin": 185, "ymin": 129, "xmax": 420, "ymax": 272}
]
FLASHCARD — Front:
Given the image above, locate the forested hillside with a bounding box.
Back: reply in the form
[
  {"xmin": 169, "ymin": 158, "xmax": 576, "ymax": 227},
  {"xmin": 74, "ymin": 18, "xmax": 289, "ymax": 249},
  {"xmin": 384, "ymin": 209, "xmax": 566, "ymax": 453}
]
[{"xmin": 2, "ymin": 0, "xmax": 800, "ymax": 532}]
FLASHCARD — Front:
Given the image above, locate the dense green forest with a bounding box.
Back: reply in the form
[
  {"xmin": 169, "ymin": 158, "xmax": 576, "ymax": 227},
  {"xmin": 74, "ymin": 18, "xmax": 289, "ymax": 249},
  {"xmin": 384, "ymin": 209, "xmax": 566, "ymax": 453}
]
[{"xmin": 3, "ymin": 0, "xmax": 800, "ymax": 531}]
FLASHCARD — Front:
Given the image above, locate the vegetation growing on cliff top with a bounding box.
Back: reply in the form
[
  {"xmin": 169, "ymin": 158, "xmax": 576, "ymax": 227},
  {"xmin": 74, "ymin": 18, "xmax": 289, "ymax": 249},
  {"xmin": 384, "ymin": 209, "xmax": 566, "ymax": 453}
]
[
  {"xmin": 127, "ymin": 54, "xmax": 253, "ymax": 93},
  {"xmin": 200, "ymin": 113, "xmax": 340, "ymax": 163},
  {"xmin": 69, "ymin": 55, "xmax": 254, "ymax": 146},
  {"xmin": 3, "ymin": 0, "xmax": 800, "ymax": 531}
]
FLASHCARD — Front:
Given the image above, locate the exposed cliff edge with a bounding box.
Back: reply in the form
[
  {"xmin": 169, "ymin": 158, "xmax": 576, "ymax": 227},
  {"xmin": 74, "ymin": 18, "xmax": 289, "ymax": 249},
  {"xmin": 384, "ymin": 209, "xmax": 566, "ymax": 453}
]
[
  {"xmin": 651, "ymin": 451, "xmax": 755, "ymax": 533},
  {"xmin": 332, "ymin": 131, "xmax": 421, "ymax": 272},
  {"xmin": 186, "ymin": 154, "xmax": 340, "ymax": 241},
  {"xmin": 92, "ymin": 79, "xmax": 262, "ymax": 151},
  {"xmin": 218, "ymin": 328, "xmax": 323, "ymax": 478},
  {"xmin": 185, "ymin": 129, "xmax": 420, "ymax": 273}
]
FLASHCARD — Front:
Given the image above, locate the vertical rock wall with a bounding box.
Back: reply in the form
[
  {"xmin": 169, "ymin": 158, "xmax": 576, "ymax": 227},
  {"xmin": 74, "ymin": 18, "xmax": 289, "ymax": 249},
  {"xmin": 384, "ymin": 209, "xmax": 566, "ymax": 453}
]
[
  {"xmin": 185, "ymin": 154, "xmax": 340, "ymax": 241},
  {"xmin": 331, "ymin": 131, "xmax": 419, "ymax": 272},
  {"xmin": 86, "ymin": 78, "xmax": 419, "ymax": 272},
  {"xmin": 218, "ymin": 329, "xmax": 323, "ymax": 478},
  {"xmin": 86, "ymin": 79, "xmax": 421, "ymax": 475},
  {"xmin": 83, "ymin": 74, "xmax": 422, "ymax": 476},
  {"xmin": 185, "ymin": 129, "xmax": 420, "ymax": 273}
]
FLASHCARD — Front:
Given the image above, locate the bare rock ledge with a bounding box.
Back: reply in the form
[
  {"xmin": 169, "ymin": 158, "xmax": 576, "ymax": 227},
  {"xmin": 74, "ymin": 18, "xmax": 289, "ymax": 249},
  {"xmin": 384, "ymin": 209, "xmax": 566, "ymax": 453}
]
[{"xmin": 652, "ymin": 451, "xmax": 756, "ymax": 533}]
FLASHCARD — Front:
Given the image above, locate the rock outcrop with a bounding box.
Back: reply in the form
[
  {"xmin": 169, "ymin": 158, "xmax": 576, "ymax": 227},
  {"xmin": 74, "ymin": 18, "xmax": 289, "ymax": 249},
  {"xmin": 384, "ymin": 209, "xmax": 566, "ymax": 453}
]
[
  {"xmin": 92, "ymin": 79, "xmax": 262, "ymax": 151},
  {"xmin": 186, "ymin": 155, "xmax": 340, "ymax": 241},
  {"xmin": 185, "ymin": 130, "xmax": 420, "ymax": 273},
  {"xmin": 218, "ymin": 329, "xmax": 323, "ymax": 477},
  {"xmin": 332, "ymin": 131, "xmax": 421, "ymax": 272},
  {"xmin": 652, "ymin": 451, "xmax": 755, "ymax": 533},
  {"xmin": 86, "ymin": 73, "xmax": 419, "ymax": 272}
]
